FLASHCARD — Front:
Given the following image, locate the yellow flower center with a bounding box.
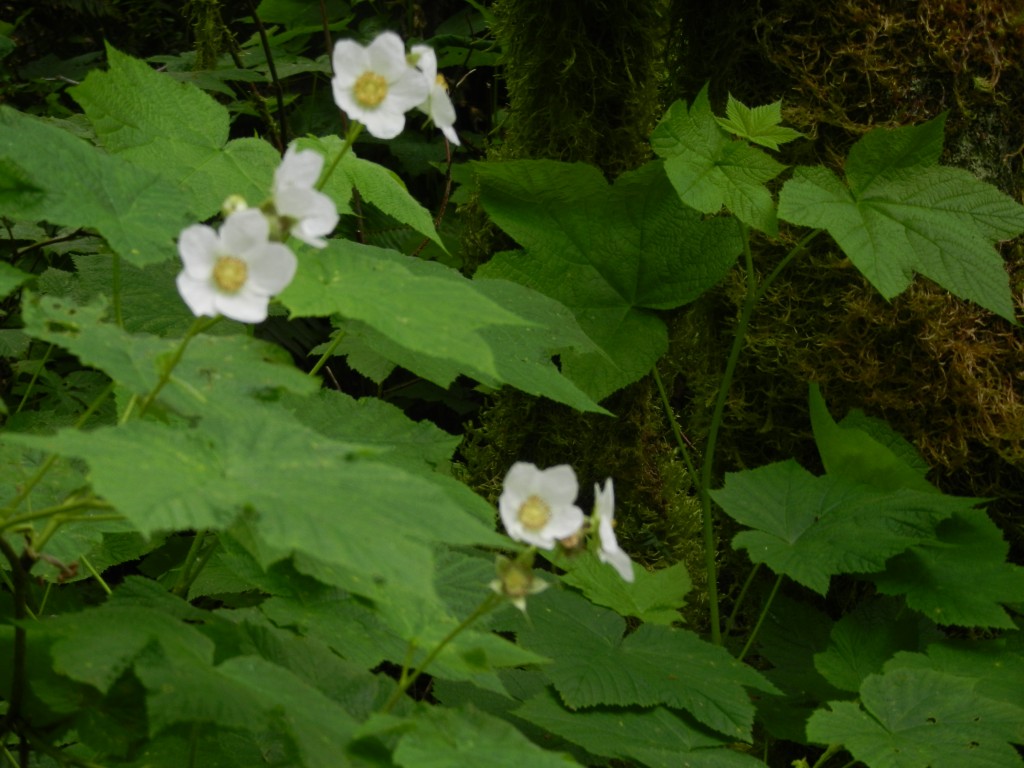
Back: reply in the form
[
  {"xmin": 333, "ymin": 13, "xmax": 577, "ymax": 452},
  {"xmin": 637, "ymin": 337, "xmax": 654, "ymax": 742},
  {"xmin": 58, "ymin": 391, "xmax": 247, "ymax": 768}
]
[
  {"xmin": 501, "ymin": 564, "xmax": 533, "ymax": 598},
  {"xmin": 435, "ymin": 73, "xmax": 448, "ymax": 92},
  {"xmin": 354, "ymin": 71, "xmax": 388, "ymax": 108},
  {"xmin": 518, "ymin": 495, "xmax": 551, "ymax": 531},
  {"xmin": 213, "ymin": 256, "xmax": 247, "ymax": 293}
]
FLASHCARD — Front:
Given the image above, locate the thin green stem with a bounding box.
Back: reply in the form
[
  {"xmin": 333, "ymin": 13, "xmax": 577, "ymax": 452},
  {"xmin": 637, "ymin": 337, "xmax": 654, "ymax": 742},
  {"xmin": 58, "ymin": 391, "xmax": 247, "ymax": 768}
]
[
  {"xmin": 1, "ymin": 499, "xmax": 115, "ymax": 534},
  {"xmin": 651, "ymin": 365, "xmax": 703, "ymax": 498},
  {"xmin": 381, "ymin": 593, "xmax": 503, "ymax": 713},
  {"xmin": 698, "ymin": 226, "xmax": 757, "ymax": 645},
  {"xmin": 171, "ymin": 530, "xmax": 220, "ymax": 598},
  {"xmin": 308, "ymin": 329, "xmax": 346, "ymax": 377},
  {"xmin": 0, "ymin": 537, "xmax": 29, "ymax": 744},
  {"xmin": 753, "ymin": 228, "xmax": 823, "ymax": 305},
  {"xmin": 0, "ymin": 742, "xmax": 17, "ymax": 767},
  {"xmin": 723, "ymin": 561, "xmax": 762, "ymax": 638},
  {"xmin": 318, "ymin": 121, "xmax": 363, "ymax": 191},
  {"xmin": 738, "ymin": 573, "xmax": 783, "ymax": 662},
  {"xmin": 127, "ymin": 316, "xmax": 220, "ymax": 423},
  {"xmin": 13, "ymin": 343, "xmax": 52, "ymax": 416},
  {"xmin": 80, "ymin": 555, "xmax": 112, "ymax": 596},
  {"xmin": 809, "ymin": 744, "xmax": 845, "ymax": 768}
]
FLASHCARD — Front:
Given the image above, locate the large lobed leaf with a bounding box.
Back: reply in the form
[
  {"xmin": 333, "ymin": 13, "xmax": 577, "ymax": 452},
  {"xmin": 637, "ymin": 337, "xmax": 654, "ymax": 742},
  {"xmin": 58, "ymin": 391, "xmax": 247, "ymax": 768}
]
[
  {"xmin": 651, "ymin": 84, "xmax": 786, "ymax": 234},
  {"xmin": 70, "ymin": 44, "xmax": 281, "ymax": 219},
  {"xmin": 279, "ymin": 238, "xmax": 603, "ymax": 412},
  {"xmin": 515, "ymin": 589, "xmax": 776, "ymax": 741},
  {"xmin": 0, "ymin": 106, "xmax": 191, "ymax": 266},
  {"xmin": 712, "ymin": 460, "xmax": 980, "ymax": 594},
  {"xmin": 778, "ymin": 114, "xmax": 1024, "ymax": 321},
  {"xmin": 475, "ymin": 159, "xmax": 742, "ymax": 400}
]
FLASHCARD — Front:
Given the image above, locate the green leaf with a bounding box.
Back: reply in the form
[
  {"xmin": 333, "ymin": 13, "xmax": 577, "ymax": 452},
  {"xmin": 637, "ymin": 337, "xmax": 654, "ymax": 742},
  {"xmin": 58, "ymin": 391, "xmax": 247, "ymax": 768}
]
[
  {"xmin": 516, "ymin": 589, "xmax": 776, "ymax": 740},
  {"xmin": 869, "ymin": 509, "xmax": 1024, "ymax": 628},
  {"xmin": 0, "ymin": 260, "xmax": 32, "ymax": 299},
  {"xmin": 20, "ymin": 293, "xmax": 317, "ymax": 415},
  {"xmin": 556, "ymin": 553, "xmax": 691, "ymax": 625},
  {"xmin": 714, "ymin": 93, "xmax": 804, "ymax": 150},
  {"xmin": 70, "ymin": 45, "xmax": 281, "ymax": 219},
  {"xmin": 279, "ymin": 389, "xmax": 459, "ymax": 473},
  {"xmin": 809, "ymin": 383, "xmax": 935, "ymax": 493},
  {"xmin": 777, "ymin": 115, "xmax": 1024, "ymax": 321},
  {"xmin": 514, "ymin": 688, "xmax": 765, "ymax": 768},
  {"xmin": 807, "ymin": 667, "xmax": 1024, "ymax": 768},
  {"xmin": 712, "ymin": 460, "xmax": 977, "ymax": 594},
  {"xmin": 7, "ymin": 405, "xmax": 505, "ymax": 602},
  {"xmin": 812, "ymin": 598, "xmax": 931, "ymax": 693},
  {"xmin": 475, "ymin": 159, "xmax": 742, "ymax": 400},
  {"xmin": 280, "ymin": 239, "xmax": 603, "ymax": 412},
  {"xmin": 393, "ymin": 704, "xmax": 579, "ymax": 767},
  {"xmin": 651, "ymin": 85, "xmax": 784, "ymax": 234},
  {"xmin": 0, "ymin": 107, "xmax": 191, "ymax": 266}
]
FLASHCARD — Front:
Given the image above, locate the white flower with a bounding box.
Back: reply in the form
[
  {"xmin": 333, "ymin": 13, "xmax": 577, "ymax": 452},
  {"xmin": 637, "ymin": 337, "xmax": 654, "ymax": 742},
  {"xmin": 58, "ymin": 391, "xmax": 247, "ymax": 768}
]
[
  {"xmin": 272, "ymin": 146, "xmax": 339, "ymax": 248},
  {"xmin": 499, "ymin": 462, "xmax": 585, "ymax": 550},
  {"xmin": 175, "ymin": 209, "xmax": 297, "ymax": 324},
  {"xmin": 410, "ymin": 44, "xmax": 460, "ymax": 146},
  {"xmin": 331, "ymin": 31, "xmax": 429, "ymax": 140},
  {"xmin": 489, "ymin": 554, "xmax": 547, "ymax": 613},
  {"xmin": 593, "ymin": 479, "xmax": 634, "ymax": 582}
]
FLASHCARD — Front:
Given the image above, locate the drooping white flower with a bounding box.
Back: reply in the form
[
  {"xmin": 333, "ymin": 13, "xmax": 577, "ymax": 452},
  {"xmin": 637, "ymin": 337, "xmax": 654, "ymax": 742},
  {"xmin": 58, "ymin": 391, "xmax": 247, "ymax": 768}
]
[
  {"xmin": 489, "ymin": 554, "xmax": 547, "ymax": 613},
  {"xmin": 331, "ymin": 31, "xmax": 429, "ymax": 140},
  {"xmin": 175, "ymin": 209, "xmax": 297, "ymax": 324},
  {"xmin": 410, "ymin": 44, "xmax": 460, "ymax": 146},
  {"xmin": 499, "ymin": 462, "xmax": 585, "ymax": 550},
  {"xmin": 272, "ymin": 146, "xmax": 339, "ymax": 248},
  {"xmin": 593, "ymin": 479, "xmax": 634, "ymax": 582}
]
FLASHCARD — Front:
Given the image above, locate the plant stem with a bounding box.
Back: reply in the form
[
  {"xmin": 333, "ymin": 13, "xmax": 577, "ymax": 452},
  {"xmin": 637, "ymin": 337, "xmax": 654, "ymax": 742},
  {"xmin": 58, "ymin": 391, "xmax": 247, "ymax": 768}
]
[
  {"xmin": 809, "ymin": 744, "xmax": 845, "ymax": 768},
  {"xmin": 0, "ymin": 538, "xmax": 30, "ymax": 745},
  {"xmin": 13, "ymin": 343, "xmax": 52, "ymax": 416},
  {"xmin": 171, "ymin": 530, "xmax": 220, "ymax": 598},
  {"xmin": 308, "ymin": 328, "xmax": 346, "ymax": 377},
  {"xmin": 651, "ymin": 365, "xmax": 703, "ymax": 497},
  {"xmin": 724, "ymin": 561, "xmax": 762, "ymax": 638},
  {"xmin": 111, "ymin": 253, "xmax": 124, "ymax": 328},
  {"xmin": 738, "ymin": 573, "xmax": 783, "ymax": 662},
  {"xmin": 80, "ymin": 555, "xmax": 112, "ymax": 596},
  {"xmin": 126, "ymin": 316, "xmax": 220, "ymax": 423},
  {"xmin": 318, "ymin": 121, "xmax": 363, "ymax": 191},
  {"xmin": 380, "ymin": 593, "xmax": 503, "ymax": 713}
]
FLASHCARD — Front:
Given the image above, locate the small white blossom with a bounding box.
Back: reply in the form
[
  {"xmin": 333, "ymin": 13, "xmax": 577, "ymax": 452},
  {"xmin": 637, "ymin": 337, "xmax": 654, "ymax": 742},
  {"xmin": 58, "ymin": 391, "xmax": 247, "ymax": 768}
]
[
  {"xmin": 331, "ymin": 31, "xmax": 429, "ymax": 140},
  {"xmin": 489, "ymin": 554, "xmax": 547, "ymax": 613},
  {"xmin": 410, "ymin": 44, "xmax": 460, "ymax": 146},
  {"xmin": 593, "ymin": 479, "xmax": 634, "ymax": 582},
  {"xmin": 272, "ymin": 146, "xmax": 339, "ymax": 248},
  {"xmin": 175, "ymin": 209, "xmax": 297, "ymax": 324},
  {"xmin": 499, "ymin": 462, "xmax": 585, "ymax": 550}
]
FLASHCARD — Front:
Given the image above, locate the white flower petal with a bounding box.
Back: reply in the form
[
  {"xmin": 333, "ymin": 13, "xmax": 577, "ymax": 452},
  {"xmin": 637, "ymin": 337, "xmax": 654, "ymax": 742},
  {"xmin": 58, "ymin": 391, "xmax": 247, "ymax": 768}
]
[
  {"xmin": 244, "ymin": 242, "xmax": 298, "ymax": 295},
  {"xmin": 331, "ymin": 39, "xmax": 369, "ymax": 86},
  {"xmin": 593, "ymin": 479, "xmax": 634, "ymax": 582},
  {"xmin": 213, "ymin": 287, "xmax": 271, "ymax": 324},
  {"xmin": 177, "ymin": 224, "xmax": 218, "ymax": 279},
  {"xmin": 387, "ymin": 66, "xmax": 431, "ymax": 112},
  {"xmin": 275, "ymin": 146, "xmax": 323, "ymax": 191},
  {"xmin": 498, "ymin": 462, "xmax": 585, "ymax": 550},
  {"xmin": 220, "ymin": 209, "xmax": 270, "ymax": 255},
  {"xmin": 411, "ymin": 44, "xmax": 437, "ymax": 81},
  {"xmin": 366, "ymin": 31, "xmax": 409, "ymax": 79},
  {"xmin": 536, "ymin": 464, "xmax": 579, "ymax": 506},
  {"xmin": 175, "ymin": 272, "xmax": 218, "ymax": 317}
]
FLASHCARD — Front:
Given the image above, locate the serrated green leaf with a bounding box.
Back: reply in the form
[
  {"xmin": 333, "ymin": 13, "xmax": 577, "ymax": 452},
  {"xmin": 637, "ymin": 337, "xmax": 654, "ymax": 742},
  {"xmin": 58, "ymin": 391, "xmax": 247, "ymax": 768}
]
[
  {"xmin": 809, "ymin": 383, "xmax": 935, "ymax": 493},
  {"xmin": 514, "ymin": 688, "xmax": 764, "ymax": 768},
  {"xmin": 812, "ymin": 598, "xmax": 929, "ymax": 693},
  {"xmin": 651, "ymin": 85, "xmax": 784, "ymax": 234},
  {"xmin": 6, "ymin": 405, "xmax": 506, "ymax": 602},
  {"xmin": 475, "ymin": 159, "xmax": 742, "ymax": 400},
  {"xmin": 394, "ymin": 704, "xmax": 579, "ymax": 767},
  {"xmin": 279, "ymin": 389, "xmax": 459, "ymax": 473},
  {"xmin": 777, "ymin": 115, "xmax": 1024, "ymax": 321},
  {"xmin": 302, "ymin": 135, "xmax": 444, "ymax": 251},
  {"xmin": 0, "ymin": 107, "xmax": 191, "ymax": 266},
  {"xmin": 714, "ymin": 94, "xmax": 803, "ymax": 151},
  {"xmin": 20, "ymin": 293, "xmax": 316, "ymax": 415},
  {"xmin": 279, "ymin": 239, "xmax": 603, "ymax": 412},
  {"xmin": 70, "ymin": 45, "xmax": 281, "ymax": 219},
  {"xmin": 807, "ymin": 668, "xmax": 1024, "ymax": 768},
  {"xmin": 556, "ymin": 552, "xmax": 690, "ymax": 625},
  {"xmin": 869, "ymin": 509, "xmax": 1024, "ymax": 628},
  {"xmin": 713, "ymin": 460, "xmax": 979, "ymax": 594},
  {"xmin": 0, "ymin": 261, "xmax": 32, "ymax": 299},
  {"xmin": 515, "ymin": 589, "xmax": 775, "ymax": 740}
]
